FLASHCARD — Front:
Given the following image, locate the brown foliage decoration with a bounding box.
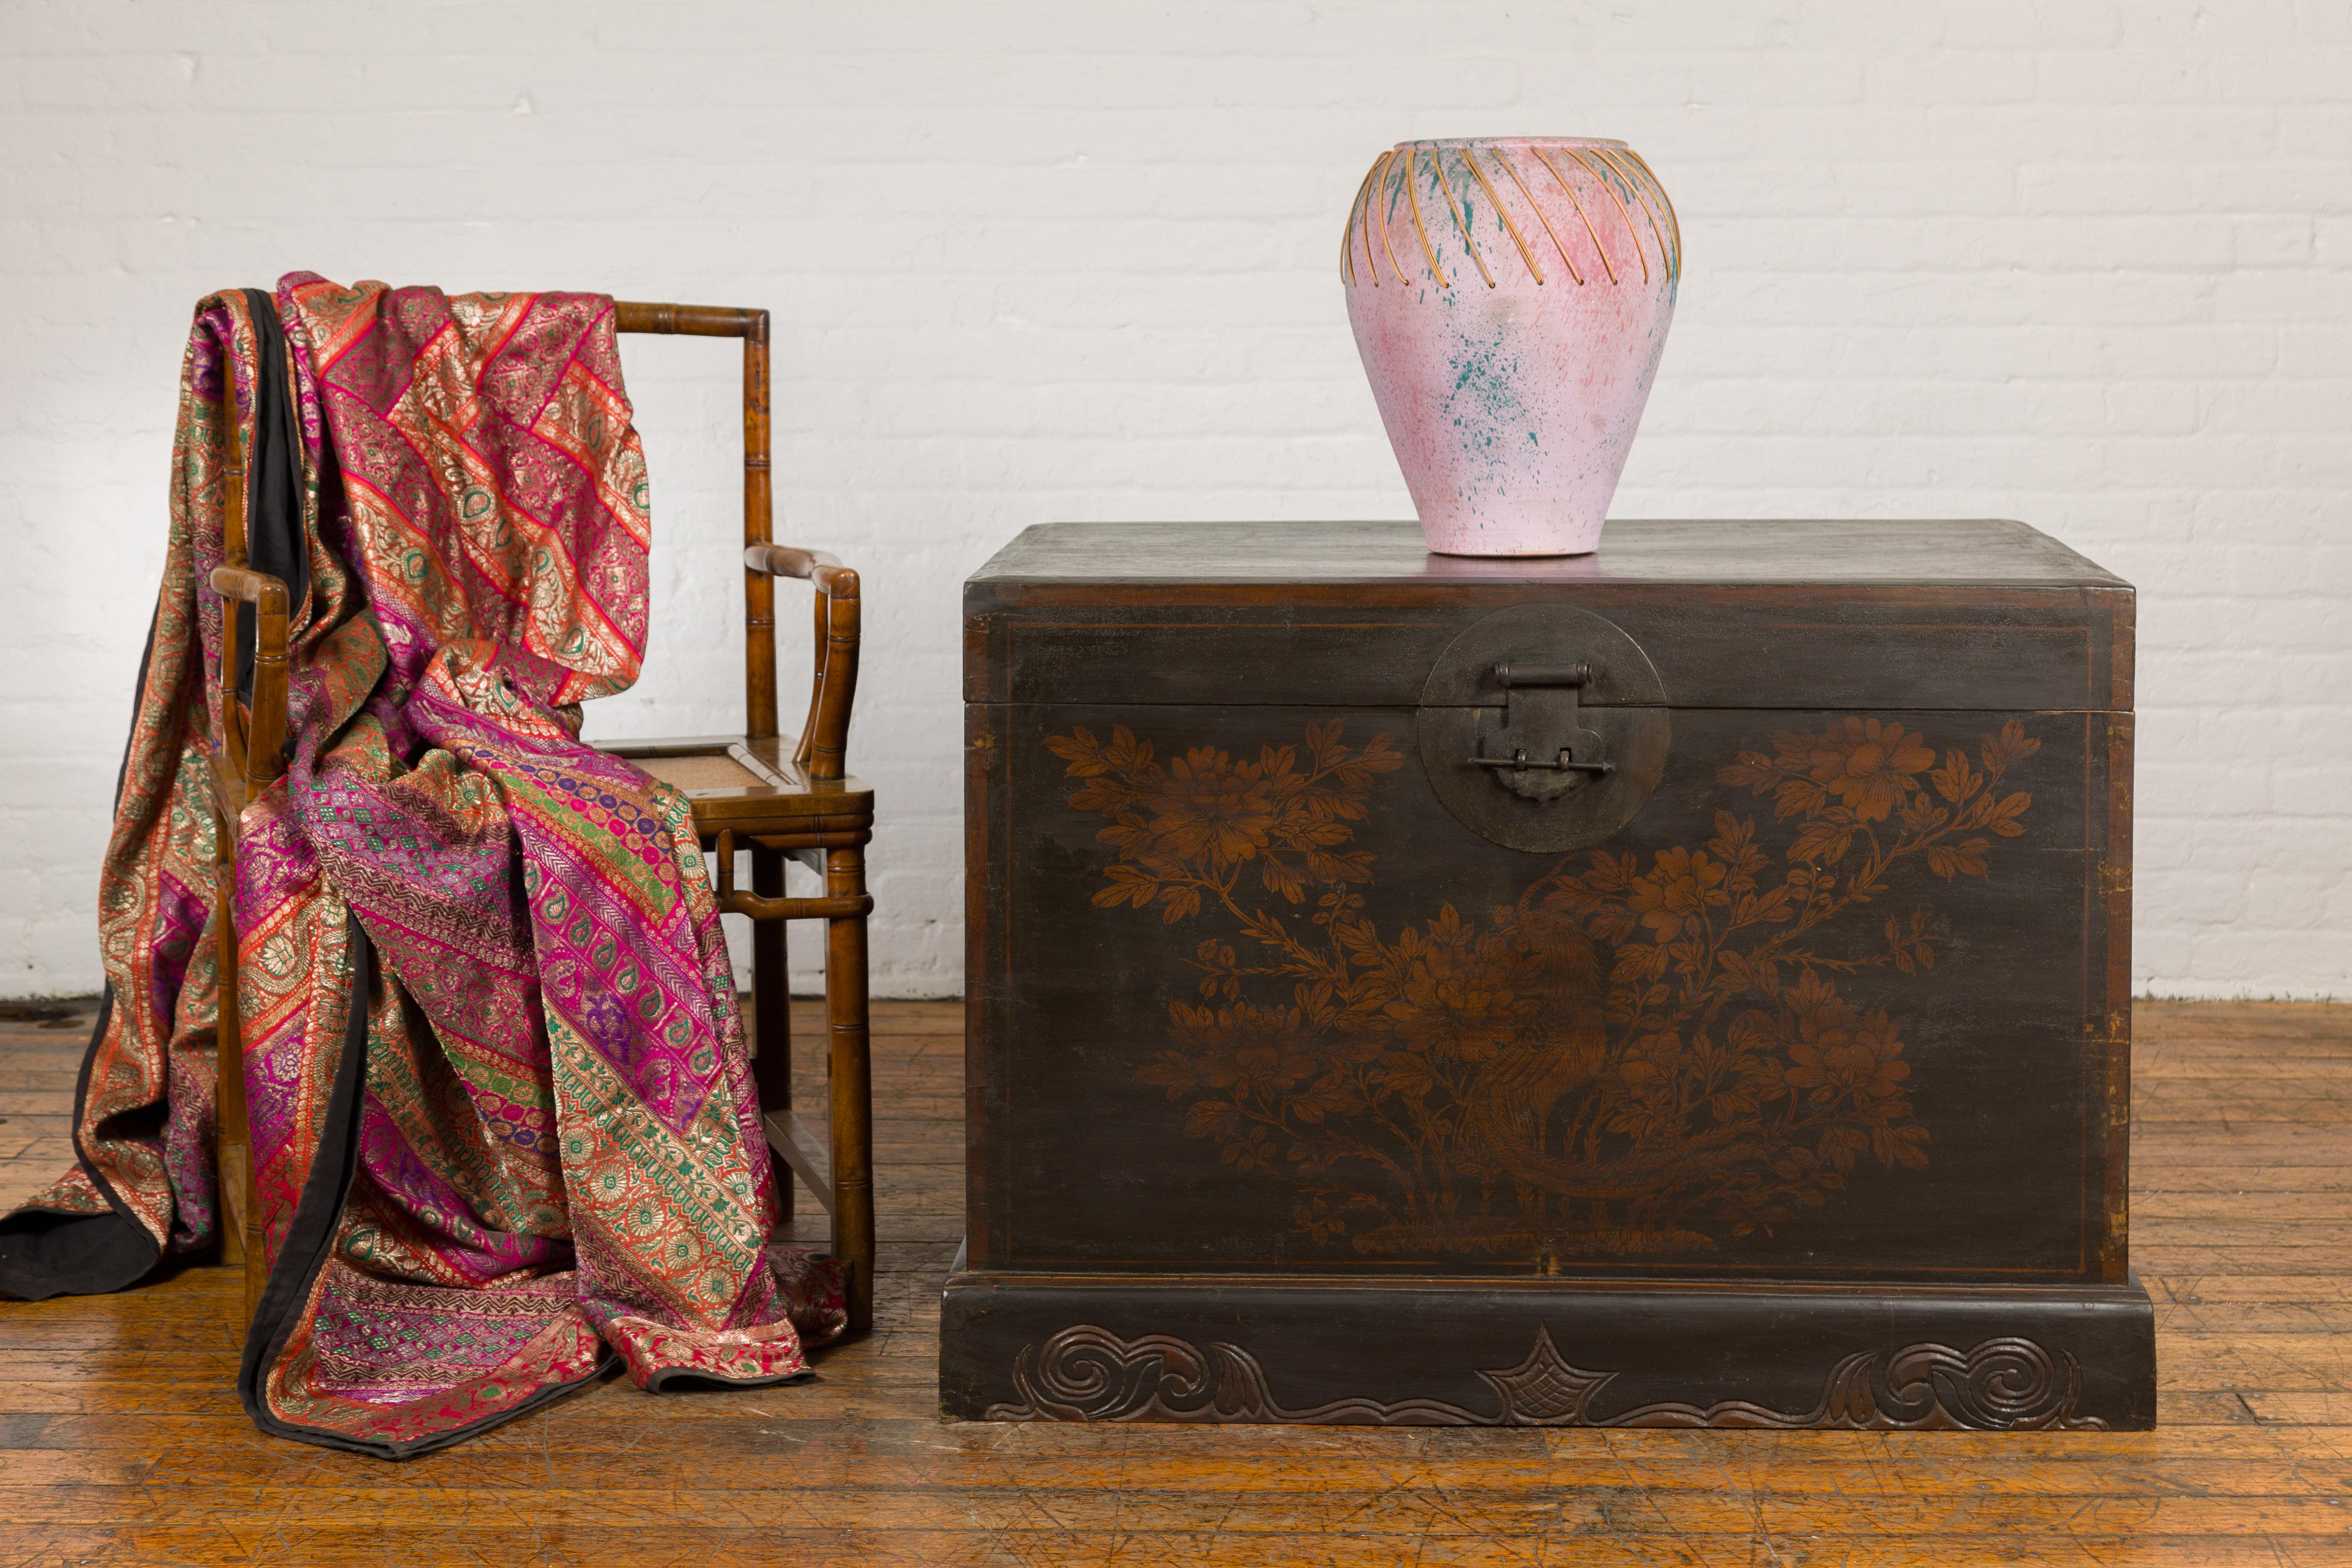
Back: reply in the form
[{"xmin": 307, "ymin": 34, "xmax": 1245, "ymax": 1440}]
[{"xmin": 1047, "ymin": 718, "xmax": 2040, "ymax": 1260}]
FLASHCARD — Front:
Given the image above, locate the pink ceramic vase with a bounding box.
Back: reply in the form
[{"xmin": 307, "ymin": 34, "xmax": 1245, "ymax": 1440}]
[{"xmin": 1343, "ymin": 137, "xmax": 1679, "ymax": 556}]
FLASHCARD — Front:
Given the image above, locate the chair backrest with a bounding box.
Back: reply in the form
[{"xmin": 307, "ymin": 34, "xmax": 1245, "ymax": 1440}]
[
  {"xmin": 211, "ymin": 417, "xmax": 287, "ymax": 815},
  {"xmin": 211, "ymin": 298, "xmax": 854, "ymax": 790},
  {"xmin": 612, "ymin": 303, "xmax": 779, "ymax": 744},
  {"xmin": 616, "ymin": 303, "xmax": 858, "ymax": 782}
]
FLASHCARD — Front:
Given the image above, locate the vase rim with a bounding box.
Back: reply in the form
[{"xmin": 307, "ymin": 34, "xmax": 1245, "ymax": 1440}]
[{"xmin": 1390, "ymin": 136, "xmax": 1630, "ymax": 151}]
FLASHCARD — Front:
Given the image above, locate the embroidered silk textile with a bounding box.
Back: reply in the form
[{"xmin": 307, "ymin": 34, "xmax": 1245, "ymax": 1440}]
[{"xmin": 0, "ymin": 276, "xmax": 841, "ymax": 1456}]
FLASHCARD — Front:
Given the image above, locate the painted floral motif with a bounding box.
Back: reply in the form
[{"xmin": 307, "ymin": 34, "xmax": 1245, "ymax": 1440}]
[{"xmin": 1048, "ymin": 717, "xmax": 2041, "ymax": 1260}]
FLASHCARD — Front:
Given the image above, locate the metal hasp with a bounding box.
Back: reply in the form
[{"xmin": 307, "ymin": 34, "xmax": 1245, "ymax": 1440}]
[
  {"xmin": 1470, "ymin": 660, "xmax": 1614, "ymax": 798},
  {"xmin": 1418, "ymin": 603, "xmax": 1672, "ymax": 854}
]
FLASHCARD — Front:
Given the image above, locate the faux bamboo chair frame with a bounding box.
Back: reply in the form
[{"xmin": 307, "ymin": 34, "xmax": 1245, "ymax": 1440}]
[{"xmin": 206, "ymin": 299, "xmax": 875, "ymax": 1339}]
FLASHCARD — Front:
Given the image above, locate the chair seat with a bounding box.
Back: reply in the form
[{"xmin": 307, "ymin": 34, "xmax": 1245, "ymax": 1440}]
[
  {"xmin": 602, "ymin": 734, "xmax": 873, "ymax": 829},
  {"xmin": 632, "ymin": 750, "xmax": 765, "ymax": 793}
]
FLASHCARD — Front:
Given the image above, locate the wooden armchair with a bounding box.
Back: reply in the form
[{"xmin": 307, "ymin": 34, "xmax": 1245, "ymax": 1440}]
[{"xmin": 207, "ymin": 300, "xmax": 876, "ymax": 1338}]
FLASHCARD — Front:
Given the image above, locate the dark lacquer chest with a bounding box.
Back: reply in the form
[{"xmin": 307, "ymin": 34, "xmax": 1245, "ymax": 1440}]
[{"xmin": 946, "ymin": 519, "xmax": 2151, "ymax": 1430}]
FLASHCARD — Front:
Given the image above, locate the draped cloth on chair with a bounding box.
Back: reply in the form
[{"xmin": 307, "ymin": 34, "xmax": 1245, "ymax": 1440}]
[{"xmin": 0, "ymin": 274, "xmax": 842, "ymax": 1457}]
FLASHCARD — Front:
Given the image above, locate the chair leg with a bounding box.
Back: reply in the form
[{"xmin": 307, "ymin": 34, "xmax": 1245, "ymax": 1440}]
[
  {"xmin": 749, "ymin": 846, "xmax": 793, "ymax": 1222},
  {"xmin": 824, "ymin": 844, "xmax": 874, "ymax": 1337},
  {"xmin": 212, "ymin": 826, "xmax": 263, "ymax": 1329}
]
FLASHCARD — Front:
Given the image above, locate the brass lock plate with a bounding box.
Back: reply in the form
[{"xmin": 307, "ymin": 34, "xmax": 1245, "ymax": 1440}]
[{"xmin": 1417, "ymin": 603, "xmax": 1671, "ymax": 853}]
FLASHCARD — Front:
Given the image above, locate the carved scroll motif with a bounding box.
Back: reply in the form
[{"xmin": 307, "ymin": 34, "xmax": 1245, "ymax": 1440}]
[{"xmin": 984, "ymin": 1323, "xmax": 2107, "ymax": 1431}]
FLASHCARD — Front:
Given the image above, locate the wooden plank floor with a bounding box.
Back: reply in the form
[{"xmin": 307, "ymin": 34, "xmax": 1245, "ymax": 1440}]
[{"xmin": 1, "ymin": 999, "xmax": 2350, "ymax": 1565}]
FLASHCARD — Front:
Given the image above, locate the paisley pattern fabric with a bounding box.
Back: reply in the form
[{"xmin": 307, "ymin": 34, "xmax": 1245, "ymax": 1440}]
[{"xmin": 0, "ymin": 276, "xmax": 839, "ymax": 1457}]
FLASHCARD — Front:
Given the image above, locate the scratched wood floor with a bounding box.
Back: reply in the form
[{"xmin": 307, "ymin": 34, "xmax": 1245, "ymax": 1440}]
[{"xmin": 0, "ymin": 998, "xmax": 2349, "ymax": 1565}]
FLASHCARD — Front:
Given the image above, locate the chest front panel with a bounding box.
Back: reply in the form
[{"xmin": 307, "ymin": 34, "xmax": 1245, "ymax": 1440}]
[{"xmin": 970, "ymin": 698, "xmax": 2123, "ymax": 1284}]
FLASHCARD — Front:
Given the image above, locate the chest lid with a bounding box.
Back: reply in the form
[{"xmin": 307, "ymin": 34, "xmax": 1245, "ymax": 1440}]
[{"xmin": 965, "ymin": 519, "xmax": 2133, "ymax": 714}]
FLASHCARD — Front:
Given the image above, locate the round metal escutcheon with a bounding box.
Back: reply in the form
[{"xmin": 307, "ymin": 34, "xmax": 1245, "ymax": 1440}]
[{"xmin": 1416, "ymin": 603, "xmax": 1672, "ymax": 854}]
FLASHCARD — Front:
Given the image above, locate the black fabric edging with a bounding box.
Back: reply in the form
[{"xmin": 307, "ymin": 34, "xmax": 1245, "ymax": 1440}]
[
  {"xmin": 0, "ymin": 989, "xmax": 162, "ymax": 1299},
  {"xmin": 0, "ymin": 592, "xmax": 171, "ymax": 1302},
  {"xmin": 234, "ymin": 918, "xmax": 606, "ymax": 1459}
]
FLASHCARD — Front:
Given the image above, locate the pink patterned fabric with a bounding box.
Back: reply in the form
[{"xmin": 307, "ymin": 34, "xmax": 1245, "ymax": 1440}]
[{"xmin": 0, "ymin": 276, "xmax": 841, "ymax": 1456}]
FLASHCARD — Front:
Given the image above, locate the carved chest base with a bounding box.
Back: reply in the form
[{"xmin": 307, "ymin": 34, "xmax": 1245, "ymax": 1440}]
[{"xmin": 940, "ymin": 1267, "xmax": 2155, "ymax": 1430}]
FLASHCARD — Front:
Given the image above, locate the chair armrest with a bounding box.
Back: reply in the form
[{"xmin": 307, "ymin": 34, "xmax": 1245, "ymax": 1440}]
[
  {"xmin": 211, "ymin": 564, "xmax": 289, "ymax": 616},
  {"xmin": 209, "ymin": 564, "xmax": 291, "ymax": 791},
  {"xmin": 742, "ymin": 545, "xmax": 861, "ymax": 781},
  {"xmin": 615, "ymin": 302, "xmax": 762, "ymax": 338},
  {"xmin": 744, "ymin": 542, "xmax": 858, "ymax": 599}
]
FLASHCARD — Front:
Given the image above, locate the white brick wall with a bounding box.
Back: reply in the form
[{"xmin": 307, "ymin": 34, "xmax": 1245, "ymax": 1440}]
[{"xmin": 2, "ymin": 0, "xmax": 2345, "ymax": 999}]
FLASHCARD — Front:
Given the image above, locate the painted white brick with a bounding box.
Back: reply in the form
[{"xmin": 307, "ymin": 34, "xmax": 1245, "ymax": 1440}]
[
  {"xmin": 2036, "ymin": 48, "xmax": 2213, "ymax": 104},
  {"xmin": 1932, "ymin": 3, "xmax": 2126, "ymax": 50},
  {"xmin": 0, "ymin": 0, "xmax": 2344, "ymax": 1002},
  {"xmin": 1864, "ymin": 50, "xmax": 2042, "ymax": 106},
  {"xmin": 2093, "ymin": 105, "xmax": 2282, "ymax": 159},
  {"xmin": 2278, "ymin": 104, "xmax": 2352, "ymax": 156}
]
